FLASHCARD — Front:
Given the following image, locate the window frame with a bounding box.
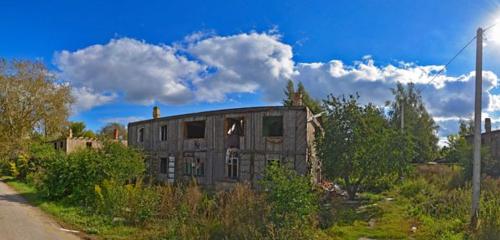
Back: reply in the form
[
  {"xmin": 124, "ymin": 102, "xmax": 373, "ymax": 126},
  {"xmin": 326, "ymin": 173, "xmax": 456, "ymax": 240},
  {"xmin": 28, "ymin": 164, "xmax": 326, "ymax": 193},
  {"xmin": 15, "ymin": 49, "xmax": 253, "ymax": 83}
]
[
  {"xmin": 262, "ymin": 116, "xmax": 284, "ymax": 137},
  {"xmin": 137, "ymin": 127, "xmax": 145, "ymax": 143},
  {"xmin": 160, "ymin": 157, "xmax": 168, "ymax": 174},
  {"xmin": 160, "ymin": 125, "xmax": 168, "ymax": 141},
  {"xmin": 184, "ymin": 120, "xmax": 206, "ymax": 139}
]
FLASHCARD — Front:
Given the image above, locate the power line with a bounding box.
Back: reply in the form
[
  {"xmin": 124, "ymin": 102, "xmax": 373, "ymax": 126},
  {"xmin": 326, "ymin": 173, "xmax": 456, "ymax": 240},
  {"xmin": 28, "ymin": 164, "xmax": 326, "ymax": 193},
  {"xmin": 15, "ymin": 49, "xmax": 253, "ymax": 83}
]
[
  {"xmin": 423, "ymin": 23, "xmax": 498, "ymax": 88},
  {"xmin": 423, "ymin": 35, "xmax": 477, "ymax": 87}
]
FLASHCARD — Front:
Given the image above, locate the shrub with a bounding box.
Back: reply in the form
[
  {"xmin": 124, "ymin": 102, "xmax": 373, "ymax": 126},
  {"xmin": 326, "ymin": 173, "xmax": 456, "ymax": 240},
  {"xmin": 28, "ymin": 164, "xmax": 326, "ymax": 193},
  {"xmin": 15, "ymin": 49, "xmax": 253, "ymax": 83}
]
[
  {"xmin": 40, "ymin": 142, "xmax": 144, "ymax": 205},
  {"xmin": 260, "ymin": 163, "xmax": 318, "ymax": 233}
]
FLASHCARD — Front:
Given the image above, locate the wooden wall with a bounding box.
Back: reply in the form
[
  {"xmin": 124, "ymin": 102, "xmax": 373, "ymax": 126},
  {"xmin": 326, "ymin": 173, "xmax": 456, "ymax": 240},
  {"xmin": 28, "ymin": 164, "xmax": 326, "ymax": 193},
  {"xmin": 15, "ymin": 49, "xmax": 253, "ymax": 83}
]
[{"xmin": 128, "ymin": 107, "xmax": 319, "ymax": 187}]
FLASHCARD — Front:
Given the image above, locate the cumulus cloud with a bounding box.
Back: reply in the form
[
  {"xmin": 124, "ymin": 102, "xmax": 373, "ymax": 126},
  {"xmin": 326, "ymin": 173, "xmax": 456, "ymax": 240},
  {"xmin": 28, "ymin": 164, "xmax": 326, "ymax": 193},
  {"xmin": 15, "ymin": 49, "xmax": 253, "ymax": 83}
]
[
  {"xmin": 296, "ymin": 58, "xmax": 499, "ymax": 120},
  {"xmin": 55, "ymin": 38, "xmax": 203, "ymax": 105},
  {"xmin": 188, "ymin": 32, "xmax": 295, "ymax": 102},
  {"xmin": 54, "ymin": 32, "xmax": 500, "ymax": 139},
  {"xmin": 71, "ymin": 87, "xmax": 116, "ymax": 113}
]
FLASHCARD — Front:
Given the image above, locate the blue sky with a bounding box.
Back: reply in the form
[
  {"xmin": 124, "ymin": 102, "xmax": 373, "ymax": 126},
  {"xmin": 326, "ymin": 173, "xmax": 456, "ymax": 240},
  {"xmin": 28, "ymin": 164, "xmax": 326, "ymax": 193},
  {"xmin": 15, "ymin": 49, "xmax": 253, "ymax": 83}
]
[{"xmin": 2, "ymin": 0, "xmax": 500, "ymax": 140}]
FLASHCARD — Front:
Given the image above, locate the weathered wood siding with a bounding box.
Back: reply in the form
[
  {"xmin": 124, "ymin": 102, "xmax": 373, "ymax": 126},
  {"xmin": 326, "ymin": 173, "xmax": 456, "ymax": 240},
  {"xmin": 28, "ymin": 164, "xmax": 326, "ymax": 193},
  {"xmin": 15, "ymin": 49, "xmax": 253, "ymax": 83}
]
[{"xmin": 128, "ymin": 106, "xmax": 320, "ymax": 188}]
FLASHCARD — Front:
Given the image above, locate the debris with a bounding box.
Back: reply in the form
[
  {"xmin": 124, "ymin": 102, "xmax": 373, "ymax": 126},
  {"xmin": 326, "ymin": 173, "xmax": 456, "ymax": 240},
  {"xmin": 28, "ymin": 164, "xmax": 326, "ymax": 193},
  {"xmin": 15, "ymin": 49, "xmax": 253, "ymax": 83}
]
[
  {"xmin": 59, "ymin": 228, "xmax": 79, "ymax": 233},
  {"xmin": 411, "ymin": 226, "xmax": 417, "ymax": 233},
  {"xmin": 385, "ymin": 197, "xmax": 395, "ymax": 201},
  {"xmin": 112, "ymin": 217, "xmax": 126, "ymax": 223}
]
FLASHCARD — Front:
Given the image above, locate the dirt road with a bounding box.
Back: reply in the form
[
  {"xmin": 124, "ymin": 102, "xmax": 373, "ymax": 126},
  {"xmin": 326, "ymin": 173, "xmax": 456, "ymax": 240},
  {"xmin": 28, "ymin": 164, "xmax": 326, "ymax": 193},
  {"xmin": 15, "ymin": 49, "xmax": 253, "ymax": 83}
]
[{"xmin": 0, "ymin": 180, "xmax": 81, "ymax": 240}]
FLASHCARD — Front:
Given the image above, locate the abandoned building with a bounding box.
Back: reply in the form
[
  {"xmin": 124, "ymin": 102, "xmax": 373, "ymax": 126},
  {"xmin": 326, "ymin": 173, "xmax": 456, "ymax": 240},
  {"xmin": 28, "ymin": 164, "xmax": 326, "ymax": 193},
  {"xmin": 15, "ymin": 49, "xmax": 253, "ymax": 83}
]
[
  {"xmin": 128, "ymin": 102, "xmax": 322, "ymax": 189},
  {"xmin": 51, "ymin": 128, "xmax": 127, "ymax": 153},
  {"xmin": 475, "ymin": 118, "xmax": 500, "ymax": 160}
]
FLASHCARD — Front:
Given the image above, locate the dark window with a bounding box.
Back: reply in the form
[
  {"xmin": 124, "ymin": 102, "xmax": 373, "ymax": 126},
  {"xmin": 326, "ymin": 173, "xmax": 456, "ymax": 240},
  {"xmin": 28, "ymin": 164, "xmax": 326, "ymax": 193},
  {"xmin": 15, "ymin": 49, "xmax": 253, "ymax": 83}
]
[
  {"xmin": 59, "ymin": 141, "xmax": 64, "ymax": 149},
  {"xmin": 263, "ymin": 116, "xmax": 283, "ymax": 137},
  {"xmin": 185, "ymin": 121, "xmax": 205, "ymax": 139},
  {"xmin": 160, "ymin": 125, "xmax": 168, "ymax": 141},
  {"xmin": 138, "ymin": 128, "xmax": 144, "ymax": 142},
  {"xmin": 195, "ymin": 158, "xmax": 204, "ymax": 176},
  {"xmin": 184, "ymin": 160, "xmax": 192, "ymax": 175},
  {"xmin": 160, "ymin": 157, "xmax": 168, "ymax": 174},
  {"xmin": 267, "ymin": 158, "xmax": 280, "ymax": 166},
  {"xmin": 226, "ymin": 118, "xmax": 244, "ymax": 136},
  {"xmin": 54, "ymin": 142, "xmax": 58, "ymax": 150},
  {"xmin": 86, "ymin": 142, "xmax": 92, "ymax": 148}
]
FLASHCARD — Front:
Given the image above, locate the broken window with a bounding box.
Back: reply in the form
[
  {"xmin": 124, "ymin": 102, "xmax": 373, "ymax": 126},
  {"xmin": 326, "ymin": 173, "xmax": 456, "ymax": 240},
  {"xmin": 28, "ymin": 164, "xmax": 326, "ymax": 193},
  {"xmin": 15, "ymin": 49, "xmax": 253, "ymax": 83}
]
[
  {"xmin": 160, "ymin": 157, "xmax": 168, "ymax": 174},
  {"xmin": 185, "ymin": 120, "xmax": 205, "ymax": 139},
  {"xmin": 160, "ymin": 125, "xmax": 167, "ymax": 141},
  {"xmin": 195, "ymin": 157, "xmax": 204, "ymax": 176},
  {"xmin": 183, "ymin": 155, "xmax": 204, "ymax": 177},
  {"xmin": 59, "ymin": 141, "xmax": 64, "ymax": 149},
  {"xmin": 263, "ymin": 116, "xmax": 283, "ymax": 137},
  {"xmin": 138, "ymin": 127, "xmax": 144, "ymax": 143},
  {"xmin": 54, "ymin": 142, "xmax": 58, "ymax": 150},
  {"xmin": 86, "ymin": 142, "xmax": 92, "ymax": 148},
  {"xmin": 225, "ymin": 149, "xmax": 239, "ymax": 179},
  {"xmin": 226, "ymin": 117, "xmax": 244, "ymax": 148},
  {"xmin": 267, "ymin": 159, "xmax": 280, "ymax": 166}
]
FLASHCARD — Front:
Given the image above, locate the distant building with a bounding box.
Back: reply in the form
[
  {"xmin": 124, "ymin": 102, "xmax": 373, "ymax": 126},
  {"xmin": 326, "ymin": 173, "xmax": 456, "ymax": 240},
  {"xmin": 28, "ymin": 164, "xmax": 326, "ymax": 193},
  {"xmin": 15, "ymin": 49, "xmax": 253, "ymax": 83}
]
[
  {"xmin": 51, "ymin": 128, "xmax": 127, "ymax": 154},
  {"xmin": 128, "ymin": 99, "xmax": 322, "ymax": 189},
  {"xmin": 475, "ymin": 118, "xmax": 500, "ymax": 159}
]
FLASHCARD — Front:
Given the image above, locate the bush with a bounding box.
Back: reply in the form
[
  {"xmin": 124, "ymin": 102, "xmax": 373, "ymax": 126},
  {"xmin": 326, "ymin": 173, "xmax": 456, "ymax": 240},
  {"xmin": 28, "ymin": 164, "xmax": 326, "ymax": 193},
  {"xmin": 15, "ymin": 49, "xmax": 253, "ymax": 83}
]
[
  {"xmin": 95, "ymin": 179, "xmax": 159, "ymax": 224},
  {"xmin": 260, "ymin": 163, "xmax": 318, "ymax": 235},
  {"xmin": 40, "ymin": 142, "xmax": 144, "ymax": 205}
]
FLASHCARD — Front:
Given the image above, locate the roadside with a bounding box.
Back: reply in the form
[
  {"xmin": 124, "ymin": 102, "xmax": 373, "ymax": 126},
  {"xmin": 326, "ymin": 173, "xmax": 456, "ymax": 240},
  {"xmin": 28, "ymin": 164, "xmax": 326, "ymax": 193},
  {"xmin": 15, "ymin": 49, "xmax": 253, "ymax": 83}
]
[
  {"xmin": 0, "ymin": 178, "xmax": 82, "ymax": 240},
  {"xmin": 0, "ymin": 177, "xmax": 142, "ymax": 240}
]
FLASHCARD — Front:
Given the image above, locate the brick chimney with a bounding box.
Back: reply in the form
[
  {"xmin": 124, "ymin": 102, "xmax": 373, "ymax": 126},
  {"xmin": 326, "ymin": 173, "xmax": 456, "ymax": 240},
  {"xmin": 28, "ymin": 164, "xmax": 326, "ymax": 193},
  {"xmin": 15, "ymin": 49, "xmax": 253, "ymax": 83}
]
[
  {"xmin": 153, "ymin": 106, "xmax": 160, "ymax": 119},
  {"xmin": 292, "ymin": 92, "xmax": 303, "ymax": 106},
  {"xmin": 113, "ymin": 128, "xmax": 119, "ymax": 140},
  {"xmin": 485, "ymin": 118, "xmax": 491, "ymax": 133}
]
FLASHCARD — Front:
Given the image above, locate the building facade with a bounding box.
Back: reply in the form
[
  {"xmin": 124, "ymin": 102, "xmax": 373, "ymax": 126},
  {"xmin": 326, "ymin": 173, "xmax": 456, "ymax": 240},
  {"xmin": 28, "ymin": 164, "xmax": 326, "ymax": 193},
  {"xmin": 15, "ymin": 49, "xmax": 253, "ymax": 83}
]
[
  {"xmin": 51, "ymin": 129, "xmax": 126, "ymax": 154},
  {"xmin": 128, "ymin": 105, "xmax": 321, "ymax": 189}
]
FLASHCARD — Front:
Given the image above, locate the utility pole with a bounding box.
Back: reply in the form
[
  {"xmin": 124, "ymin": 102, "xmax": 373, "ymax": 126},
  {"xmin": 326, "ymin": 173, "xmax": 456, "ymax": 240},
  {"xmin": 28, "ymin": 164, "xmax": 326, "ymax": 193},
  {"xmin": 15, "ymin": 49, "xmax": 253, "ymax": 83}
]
[{"xmin": 471, "ymin": 27, "xmax": 483, "ymax": 228}]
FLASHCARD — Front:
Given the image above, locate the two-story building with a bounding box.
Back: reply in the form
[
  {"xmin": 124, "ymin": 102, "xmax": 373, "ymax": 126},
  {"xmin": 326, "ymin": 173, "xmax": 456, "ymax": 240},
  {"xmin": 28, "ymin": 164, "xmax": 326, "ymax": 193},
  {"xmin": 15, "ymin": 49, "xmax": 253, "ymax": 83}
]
[{"xmin": 128, "ymin": 102, "xmax": 321, "ymax": 189}]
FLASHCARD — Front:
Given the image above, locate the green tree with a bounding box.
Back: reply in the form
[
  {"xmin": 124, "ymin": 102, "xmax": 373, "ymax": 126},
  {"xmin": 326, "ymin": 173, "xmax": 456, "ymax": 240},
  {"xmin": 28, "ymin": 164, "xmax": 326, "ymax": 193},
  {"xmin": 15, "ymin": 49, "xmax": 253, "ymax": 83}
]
[
  {"xmin": 317, "ymin": 94, "xmax": 413, "ymax": 199},
  {"xmin": 297, "ymin": 82, "xmax": 322, "ymax": 114},
  {"xmin": 99, "ymin": 122, "xmax": 127, "ymax": 140},
  {"xmin": 445, "ymin": 120, "xmax": 499, "ymax": 178},
  {"xmin": 69, "ymin": 121, "xmax": 95, "ymax": 138},
  {"xmin": 260, "ymin": 162, "xmax": 317, "ymax": 229},
  {"xmin": 388, "ymin": 82, "xmax": 439, "ymax": 162},
  {"xmin": 283, "ymin": 79, "xmax": 295, "ymax": 107},
  {"xmin": 0, "ymin": 59, "xmax": 72, "ymax": 158},
  {"xmin": 282, "ymin": 80, "xmax": 322, "ymax": 114}
]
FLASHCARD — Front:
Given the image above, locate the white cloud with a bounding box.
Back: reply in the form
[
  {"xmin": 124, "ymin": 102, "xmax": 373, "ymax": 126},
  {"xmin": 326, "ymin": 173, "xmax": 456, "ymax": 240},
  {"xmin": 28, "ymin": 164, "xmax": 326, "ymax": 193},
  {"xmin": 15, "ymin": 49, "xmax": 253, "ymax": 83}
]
[
  {"xmin": 71, "ymin": 87, "xmax": 116, "ymax": 113},
  {"xmin": 55, "ymin": 38, "xmax": 203, "ymax": 106},
  {"xmin": 188, "ymin": 32, "xmax": 295, "ymax": 102},
  {"xmin": 54, "ymin": 32, "xmax": 500, "ymax": 139}
]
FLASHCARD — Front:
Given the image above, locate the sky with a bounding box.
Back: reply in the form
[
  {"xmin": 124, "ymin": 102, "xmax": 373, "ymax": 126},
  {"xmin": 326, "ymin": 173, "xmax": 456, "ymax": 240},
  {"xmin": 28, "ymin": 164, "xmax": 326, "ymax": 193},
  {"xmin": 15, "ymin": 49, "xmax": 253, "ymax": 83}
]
[{"xmin": 2, "ymin": 0, "xmax": 500, "ymax": 143}]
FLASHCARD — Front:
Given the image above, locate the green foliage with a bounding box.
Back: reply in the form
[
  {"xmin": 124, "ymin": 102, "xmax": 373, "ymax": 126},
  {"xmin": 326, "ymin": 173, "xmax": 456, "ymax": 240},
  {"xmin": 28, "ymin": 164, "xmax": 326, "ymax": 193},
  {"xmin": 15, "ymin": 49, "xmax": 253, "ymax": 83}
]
[
  {"xmin": 95, "ymin": 180, "xmax": 159, "ymax": 224},
  {"xmin": 283, "ymin": 79, "xmax": 295, "ymax": 107},
  {"xmin": 40, "ymin": 142, "xmax": 144, "ymax": 205},
  {"xmin": 0, "ymin": 59, "xmax": 72, "ymax": 158},
  {"xmin": 317, "ymin": 94, "xmax": 413, "ymax": 199},
  {"xmin": 445, "ymin": 119, "xmax": 499, "ymax": 178},
  {"xmin": 260, "ymin": 163, "xmax": 318, "ymax": 229},
  {"xmin": 69, "ymin": 121, "xmax": 96, "ymax": 138},
  {"xmin": 388, "ymin": 82, "xmax": 439, "ymax": 162},
  {"xmin": 99, "ymin": 122, "xmax": 127, "ymax": 140},
  {"xmin": 297, "ymin": 82, "xmax": 322, "ymax": 114},
  {"xmin": 282, "ymin": 79, "xmax": 322, "ymax": 114}
]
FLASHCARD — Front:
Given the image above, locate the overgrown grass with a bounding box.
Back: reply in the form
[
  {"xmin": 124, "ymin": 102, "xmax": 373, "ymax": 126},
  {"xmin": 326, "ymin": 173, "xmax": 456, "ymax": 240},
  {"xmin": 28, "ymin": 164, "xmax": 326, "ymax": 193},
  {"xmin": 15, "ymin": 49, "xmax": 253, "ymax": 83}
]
[{"xmin": 2, "ymin": 177, "xmax": 142, "ymax": 239}]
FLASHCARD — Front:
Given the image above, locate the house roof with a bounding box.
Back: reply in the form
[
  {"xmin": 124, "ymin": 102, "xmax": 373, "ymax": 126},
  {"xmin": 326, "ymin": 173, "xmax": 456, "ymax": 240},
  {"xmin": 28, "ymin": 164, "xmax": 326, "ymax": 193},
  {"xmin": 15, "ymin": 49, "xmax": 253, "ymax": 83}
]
[{"xmin": 128, "ymin": 105, "xmax": 308, "ymax": 126}]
